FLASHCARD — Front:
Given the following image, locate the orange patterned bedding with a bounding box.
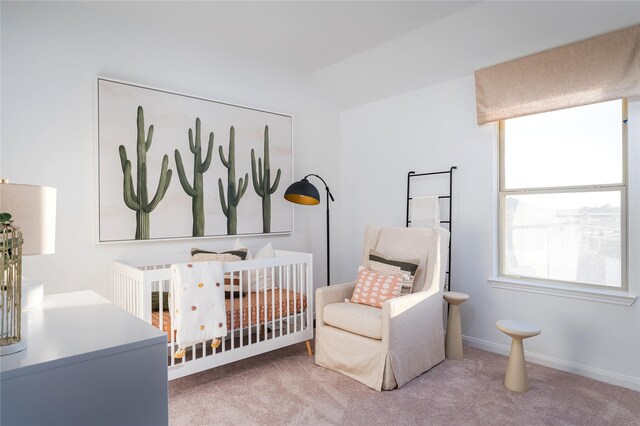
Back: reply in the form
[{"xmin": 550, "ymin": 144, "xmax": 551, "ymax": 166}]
[{"xmin": 152, "ymin": 289, "xmax": 307, "ymax": 342}]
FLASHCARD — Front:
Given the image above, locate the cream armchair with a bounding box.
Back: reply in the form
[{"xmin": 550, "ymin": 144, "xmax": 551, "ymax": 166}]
[{"xmin": 315, "ymin": 225, "xmax": 449, "ymax": 391}]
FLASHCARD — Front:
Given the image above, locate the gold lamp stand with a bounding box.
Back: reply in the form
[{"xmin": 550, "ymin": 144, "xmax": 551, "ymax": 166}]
[{"xmin": 0, "ymin": 213, "xmax": 26, "ymax": 356}]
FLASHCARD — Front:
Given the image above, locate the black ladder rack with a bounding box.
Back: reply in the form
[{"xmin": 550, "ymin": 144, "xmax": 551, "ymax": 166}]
[{"xmin": 406, "ymin": 166, "xmax": 456, "ymax": 291}]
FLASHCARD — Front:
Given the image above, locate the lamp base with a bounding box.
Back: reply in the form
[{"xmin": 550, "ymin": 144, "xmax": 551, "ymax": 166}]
[
  {"xmin": 22, "ymin": 278, "xmax": 44, "ymax": 310},
  {"xmin": 0, "ymin": 340, "xmax": 26, "ymax": 356}
]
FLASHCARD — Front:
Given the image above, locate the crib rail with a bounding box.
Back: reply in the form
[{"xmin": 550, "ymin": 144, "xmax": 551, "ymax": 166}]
[{"xmin": 110, "ymin": 250, "xmax": 314, "ymax": 380}]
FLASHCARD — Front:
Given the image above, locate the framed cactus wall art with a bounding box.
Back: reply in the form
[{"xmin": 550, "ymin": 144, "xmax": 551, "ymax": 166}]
[{"xmin": 97, "ymin": 78, "xmax": 292, "ymax": 242}]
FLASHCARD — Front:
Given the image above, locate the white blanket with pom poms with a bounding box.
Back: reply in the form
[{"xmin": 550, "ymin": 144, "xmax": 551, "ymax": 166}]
[{"xmin": 170, "ymin": 261, "xmax": 227, "ymax": 358}]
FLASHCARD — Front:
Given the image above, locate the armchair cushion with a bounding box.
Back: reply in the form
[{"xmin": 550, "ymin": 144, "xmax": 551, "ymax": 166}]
[
  {"xmin": 191, "ymin": 248, "xmax": 248, "ymax": 262},
  {"xmin": 323, "ymin": 302, "xmax": 383, "ymax": 340},
  {"xmin": 367, "ymin": 249, "xmax": 420, "ymax": 295},
  {"xmin": 350, "ymin": 268, "xmax": 403, "ymax": 308}
]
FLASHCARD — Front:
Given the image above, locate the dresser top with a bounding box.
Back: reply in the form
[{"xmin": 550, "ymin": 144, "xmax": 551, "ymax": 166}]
[{"xmin": 1, "ymin": 290, "xmax": 166, "ymax": 380}]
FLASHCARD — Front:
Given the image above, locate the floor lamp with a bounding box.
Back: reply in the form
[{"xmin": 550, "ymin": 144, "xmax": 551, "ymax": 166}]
[{"xmin": 284, "ymin": 174, "xmax": 334, "ymax": 285}]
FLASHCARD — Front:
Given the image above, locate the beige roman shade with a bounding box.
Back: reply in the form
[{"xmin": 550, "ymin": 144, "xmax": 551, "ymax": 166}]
[{"xmin": 475, "ymin": 24, "xmax": 640, "ymax": 125}]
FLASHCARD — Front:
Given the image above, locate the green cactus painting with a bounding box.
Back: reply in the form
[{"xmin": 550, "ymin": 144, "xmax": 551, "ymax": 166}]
[
  {"xmin": 251, "ymin": 125, "xmax": 281, "ymax": 233},
  {"xmin": 118, "ymin": 106, "xmax": 173, "ymax": 240},
  {"xmin": 175, "ymin": 118, "xmax": 215, "ymax": 237},
  {"xmin": 218, "ymin": 126, "xmax": 248, "ymax": 235}
]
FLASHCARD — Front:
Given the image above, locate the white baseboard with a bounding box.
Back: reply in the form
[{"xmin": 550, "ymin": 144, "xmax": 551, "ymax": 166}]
[{"xmin": 463, "ymin": 335, "xmax": 640, "ymax": 392}]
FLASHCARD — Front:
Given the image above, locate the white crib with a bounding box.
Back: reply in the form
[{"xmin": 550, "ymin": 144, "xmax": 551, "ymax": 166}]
[{"xmin": 110, "ymin": 250, "xmax": 314, "ymax": 380}]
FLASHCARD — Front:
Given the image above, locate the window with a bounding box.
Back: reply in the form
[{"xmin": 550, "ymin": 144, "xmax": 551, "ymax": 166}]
[{"xmin": 499, "ymin": 99, "xmax": 627, "ymax": 290}]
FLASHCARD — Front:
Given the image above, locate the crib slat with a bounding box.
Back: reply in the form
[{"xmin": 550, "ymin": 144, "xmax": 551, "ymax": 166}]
[
  {"xmin": 270, "ymin": 266, "xmax": 275, "ymax": 340},
  {"xmin": 278, "ymin": 267, "xmax": 283, "ymax": 337},
  {"xmin": 262, "ymin": 267, "xmax": 267, "ymax": 341},
  {"xmin": 230, "ymin": 274, "xmax": 235, "ymax": 351},
  {"xmin": 249, "ymin": 270, "xmax": 255, "ymax": 345},
  {"xmin": 287, "ymin": 264, "xmax": 291, "ymax": 335},
  {"xmin": 241, "ymin": 270, "xmax": 244, "ymax": 348},
  {"xmin": 294, "ymin": 264, "xmax": 298, "ymax": 334}
]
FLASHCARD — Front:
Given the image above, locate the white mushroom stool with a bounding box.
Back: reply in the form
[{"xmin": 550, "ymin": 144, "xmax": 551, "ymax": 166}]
[
  {"xmin": 443, "ymin": 291, "xmax": 469, "ymax": 360},
  {"xmin": 496, "ymin": 319, "xmax": 541, "ymax": 392}
]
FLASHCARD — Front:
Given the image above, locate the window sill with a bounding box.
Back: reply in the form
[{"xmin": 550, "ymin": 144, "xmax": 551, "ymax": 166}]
[{"xmin": 487, "ymin": 277, "xmax": 637, "ymax": 306}]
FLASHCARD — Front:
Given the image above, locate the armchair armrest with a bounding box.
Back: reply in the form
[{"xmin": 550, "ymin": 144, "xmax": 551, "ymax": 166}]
[
  {"xmin": 316, "ymin": 282, "xmax": 355, "ymax": 325},
  {"xmin": 382, "ymin": 291, "xmax": 443, "ymax": 347},
  {"xmin": 381, "ymin": 291, "xmax": 445, "ymax": 388}
]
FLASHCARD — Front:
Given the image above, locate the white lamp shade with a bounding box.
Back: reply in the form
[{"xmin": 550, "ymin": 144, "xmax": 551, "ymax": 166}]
[{"xmin": 0, "ymin": 183, "xmax": 57, "ymax": 255}]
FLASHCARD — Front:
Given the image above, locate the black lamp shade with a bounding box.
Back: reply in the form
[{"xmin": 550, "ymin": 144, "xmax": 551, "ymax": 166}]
[{"xmin": 284, "ymin": 178, "xmax": 320, "ymax": 205}]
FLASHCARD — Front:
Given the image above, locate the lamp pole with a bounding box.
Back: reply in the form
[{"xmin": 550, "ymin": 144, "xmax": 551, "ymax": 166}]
[{"xmin": 304, "ymin": 174, "xmax": 334, "ymax": 285}]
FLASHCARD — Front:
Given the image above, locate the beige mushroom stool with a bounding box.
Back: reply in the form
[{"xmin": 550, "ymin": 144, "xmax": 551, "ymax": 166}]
[
  {"xmin": 496, "ymin": 319, "xmax": 541, "ymax": 392},
  {"xmin": 443, "ymin": 291, "xmax": 469, "ymax": 360}
]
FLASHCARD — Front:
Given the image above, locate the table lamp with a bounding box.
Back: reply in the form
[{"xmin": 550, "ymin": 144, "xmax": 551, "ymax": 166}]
[{"xmin": 0, "ymin": 180, "xmax": 57, "ymax": 355}]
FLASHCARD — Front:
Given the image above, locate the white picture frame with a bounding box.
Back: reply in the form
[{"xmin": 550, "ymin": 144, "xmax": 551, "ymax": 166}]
[{"xmin": 97, "ymin": 78, "xmax": 293, "ymax": 242}]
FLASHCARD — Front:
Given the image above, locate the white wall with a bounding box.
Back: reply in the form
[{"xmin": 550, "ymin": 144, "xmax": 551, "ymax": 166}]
[
  {"xmin": 333, "ymin": 3, "xmax": 640, "ymax": 390},
  {"xmin": 1, "ymin": 1, "xmax": 340, "ymax": 297},
  {"xmin": 314, "ymin": 1, "xmax": 640, "ymax": 109}
]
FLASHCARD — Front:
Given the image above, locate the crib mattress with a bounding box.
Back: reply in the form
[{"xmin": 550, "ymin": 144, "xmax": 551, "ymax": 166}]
[{"xmin": 152, "ymin": 289, "xmax": 307, "ymax": 342}]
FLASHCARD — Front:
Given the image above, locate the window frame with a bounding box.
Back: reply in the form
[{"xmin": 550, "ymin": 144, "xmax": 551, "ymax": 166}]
[{"xmin": 498, "ymin": 99, "xmax": 628, "ymax": 292}]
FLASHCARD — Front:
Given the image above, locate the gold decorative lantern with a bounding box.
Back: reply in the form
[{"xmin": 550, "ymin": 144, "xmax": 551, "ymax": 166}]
[{"xmin": 0, "ymin": 213, "xmax": 25, "ymax": 355}]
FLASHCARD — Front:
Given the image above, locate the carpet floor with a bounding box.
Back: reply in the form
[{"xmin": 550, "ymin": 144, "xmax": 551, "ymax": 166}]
[{"xmin": 169, "ymin": 342, "xmax": 640, "ymax": 425}]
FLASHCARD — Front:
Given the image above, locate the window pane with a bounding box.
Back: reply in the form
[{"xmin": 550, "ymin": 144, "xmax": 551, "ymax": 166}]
[
  {"xmin": 503, "ymin": 191, "xmax": 621, "ymax": 287},
  {"xmin": 503, "ymin": 100, "xmax": 623, "ymax": 189}
]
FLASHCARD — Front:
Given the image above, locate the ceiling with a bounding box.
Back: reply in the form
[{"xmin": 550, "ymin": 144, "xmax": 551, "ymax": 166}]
[{"xmin": 87, "ymin": 1, "xmax": 480, "ymax": 74}]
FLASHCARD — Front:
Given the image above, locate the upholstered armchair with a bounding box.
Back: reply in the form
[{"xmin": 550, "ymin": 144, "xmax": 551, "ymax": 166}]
[{"xmin": 315, "ymin": 225, "xmax": 449, "ymax": 391}]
